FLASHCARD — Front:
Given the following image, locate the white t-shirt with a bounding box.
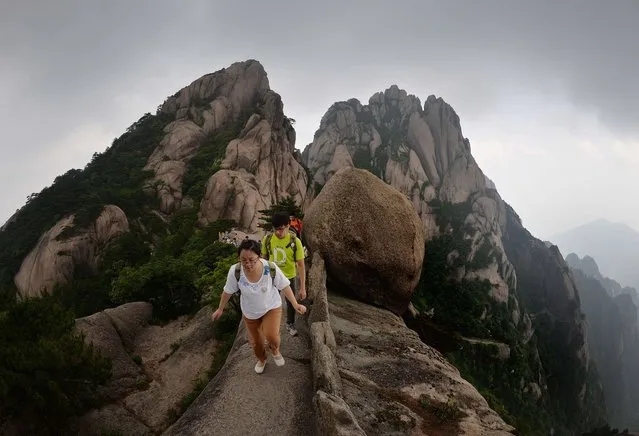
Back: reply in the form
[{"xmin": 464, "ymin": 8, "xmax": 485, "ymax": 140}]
[{"xmin": 223, "ymin": 259, "xmax": 291, "ymax": 320}]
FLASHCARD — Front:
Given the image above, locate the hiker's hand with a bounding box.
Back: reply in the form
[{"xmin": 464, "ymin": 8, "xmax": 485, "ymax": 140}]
[
  {"xmin": 299, "ymin": 285, "xmax": 307, "ymax": 300},
  {"xmin": 295, "ymin": 304, "xmax": 307, "ymax": 315},
  {"xmin": 212, "ymin": 308, "xmax": 224, "ymax": 321}
]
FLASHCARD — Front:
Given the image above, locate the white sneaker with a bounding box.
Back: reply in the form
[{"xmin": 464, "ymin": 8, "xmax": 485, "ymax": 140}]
[
  {"xmin": 286, "ymin": 323, "xmax": 298, "ymax": 337},
  {"xmin": 273, "ymin": 354, "xmax": 285, "ymax": 367},
  {"xmin": 254, "ymin": 360, "xmax": 266, "ymax": 374}
]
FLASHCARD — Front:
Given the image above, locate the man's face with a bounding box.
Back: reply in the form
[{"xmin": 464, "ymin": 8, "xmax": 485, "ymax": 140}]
[{"xmin": 274, "ymin": 224, "xmax": 289, "ymax": 239}]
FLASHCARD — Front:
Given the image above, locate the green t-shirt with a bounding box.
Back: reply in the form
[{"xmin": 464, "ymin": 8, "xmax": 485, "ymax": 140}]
[{"xmin": 261, "ymin": 232, "xmax": 304, "ymax": 279}]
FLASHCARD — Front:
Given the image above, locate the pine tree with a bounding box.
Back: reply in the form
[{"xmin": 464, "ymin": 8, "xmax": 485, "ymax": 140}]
[{"xmin": 257, "ymin": 196, "xmax": 303, "ymax": 231}]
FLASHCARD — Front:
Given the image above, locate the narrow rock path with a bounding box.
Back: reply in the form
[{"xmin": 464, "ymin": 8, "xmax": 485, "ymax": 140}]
[{"xmin": 162, "ymin": 298, "xmax": 316, "ymax": 436}]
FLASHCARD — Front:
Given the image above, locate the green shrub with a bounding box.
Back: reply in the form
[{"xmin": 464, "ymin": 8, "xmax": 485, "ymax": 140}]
[
  {"xmin": 0, "ymin": 296, "xmax": 111, "ymax": 434},
  {"xmin": 110, "ymin": 256, "xmax": 202, "ymax": 321}
]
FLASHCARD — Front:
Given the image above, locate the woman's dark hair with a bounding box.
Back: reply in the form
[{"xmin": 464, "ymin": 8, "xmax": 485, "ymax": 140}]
[
  {"xmin": 272, "ymin": 211, "xmax": 290, "ymax": 228},
  {"xmin": 237, "ymin": 238, "xmax": 261, "ymax": 256}
]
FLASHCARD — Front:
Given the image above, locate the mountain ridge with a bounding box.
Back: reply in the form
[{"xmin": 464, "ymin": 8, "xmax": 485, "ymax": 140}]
[
  {"xmin": 0, "ymin": 59, "xmax": 612, "ymax": 435},
  {"xmin": 552, "ymin": 218, "xmax": 639, "ymax": 291}
]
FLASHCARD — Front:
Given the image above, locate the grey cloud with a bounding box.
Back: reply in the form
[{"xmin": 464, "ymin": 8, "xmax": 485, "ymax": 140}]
[
  {"xmin": 203, "ymin": 0, "xmax": 639, "ymax": 136},
  {"xmin": 5, "ymin": 0, "xmax": 638, "ymax": 130}
]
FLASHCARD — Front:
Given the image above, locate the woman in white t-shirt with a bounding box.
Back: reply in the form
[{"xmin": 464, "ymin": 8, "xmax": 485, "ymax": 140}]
[{"xmin": 211, "ymin": 239, "xmax": 307, "ymax": 374}]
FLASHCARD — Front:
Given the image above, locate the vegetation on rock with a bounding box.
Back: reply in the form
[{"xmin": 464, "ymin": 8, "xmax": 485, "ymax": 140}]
[
  {"xmin": 0, "ymin": 109, "xmax": 249, "ymax": 433},
  {"xmin": 182, "ymin": 116, "xmax": 248, "ymax": 203},
  {"xmin": 409, "ymin": 198, "xmax": 607, "ymax": 435}
]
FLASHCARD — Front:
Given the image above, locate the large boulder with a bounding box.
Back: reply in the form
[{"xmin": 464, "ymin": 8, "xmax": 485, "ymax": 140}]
[
  {"xmin": 14, "ymin": 205, "xmax": 129, "ymax": 299},
  {"xmin": 304, "ymin": 167, "xmax": 425, "ymax": 314}
]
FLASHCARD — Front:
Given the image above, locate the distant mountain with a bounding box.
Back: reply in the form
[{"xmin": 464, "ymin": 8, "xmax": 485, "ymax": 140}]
[
  {"xmin": 565, "ymin": 253, "xmax": 639, "ymax": 303},
  {"xmin": 552, "ymin": 219, "xmax": 639, "ymax": 290},
  {"xmin": 567, "ymin": 253, "xmax": 639, "ymax": 429}
]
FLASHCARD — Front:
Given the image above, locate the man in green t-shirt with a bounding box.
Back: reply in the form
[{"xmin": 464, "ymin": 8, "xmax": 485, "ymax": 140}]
[{"xmin": 262, "ymin": 211, "xmax": 306, "ymax": 336}]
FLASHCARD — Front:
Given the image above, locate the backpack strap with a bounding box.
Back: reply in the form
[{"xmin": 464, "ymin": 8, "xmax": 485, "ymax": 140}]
[
  {"xmin": 288, "ymin": 229, "xmax": 298, "ymax": 257},
  {"xmin": 264, "ymin": 233, "xmax": 273, "ymax": 260},
  {"xmin": 234, "ymin": 263, "xmax": 241, "ymax": 282},
  {"xmin": 233, "ymin": 263, "xmax": 242, "ymax": 296},
  {"xmin": 266, "ymin": 261, "xmax": 277, "ymax": 280}
]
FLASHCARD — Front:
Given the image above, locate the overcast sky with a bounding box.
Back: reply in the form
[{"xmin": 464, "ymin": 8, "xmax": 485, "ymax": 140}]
[{"xmin": 1, "ymin": 0, "xmax": 638, "ymax": 241}]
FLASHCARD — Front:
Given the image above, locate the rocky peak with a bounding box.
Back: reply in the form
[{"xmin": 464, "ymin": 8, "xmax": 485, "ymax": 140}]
[
  {"xmin": 369, "ymin": 85, "xmax": 423, "ymax": 125},
  {"xmin": 567, "ymin": 253, "xmax": 639, "ymax": 304},
  {"xmin": 304, "ymin": 85, "xmax": 487, "ymax": 210},
  {"xmin": 423, "ymin": 94, "xmax": 471, "ymax": 158},
  {"xmin": 159, "ymin": 59, "xmax": 270, "ymax": 125},
  {"xmin": 304, "ymin": 85, "xmax": 607, "ymax": 432},
  {"xmin": 144, "ymin": 60, "xmax": 306, "ymax": 228},
  {"xmin": 145, "ymin": 60, "xmax": 276, "ymax": 215},
  {"xmin": 566, "ymin": 253, "xmax": 603, "ymax": 280},
  {"xmin": 196, "ymin": 88, "xmax": 305, "ymax": 231}
]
